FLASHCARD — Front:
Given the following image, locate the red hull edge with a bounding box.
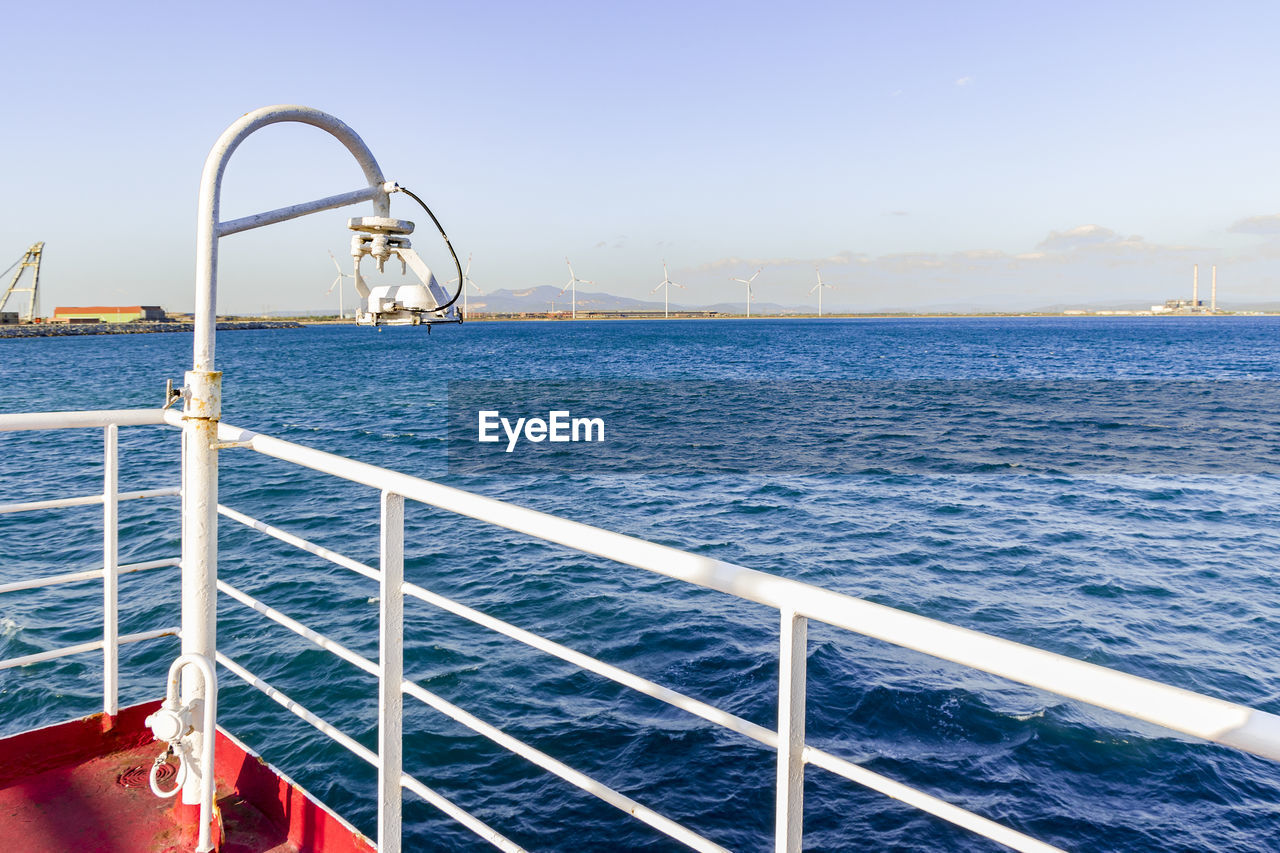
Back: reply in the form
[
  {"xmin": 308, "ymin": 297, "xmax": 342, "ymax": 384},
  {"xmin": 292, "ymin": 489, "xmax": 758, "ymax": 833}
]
[{"xmin": 0, "ymin": 700, "xmax": 375, "ymax": 853}]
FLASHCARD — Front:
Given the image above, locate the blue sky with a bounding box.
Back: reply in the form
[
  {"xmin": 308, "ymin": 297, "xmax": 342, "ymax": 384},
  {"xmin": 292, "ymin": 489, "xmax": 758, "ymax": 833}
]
[{"xmin": 4, "ymin": 1, "xmax": 1280, "ymax": 313}]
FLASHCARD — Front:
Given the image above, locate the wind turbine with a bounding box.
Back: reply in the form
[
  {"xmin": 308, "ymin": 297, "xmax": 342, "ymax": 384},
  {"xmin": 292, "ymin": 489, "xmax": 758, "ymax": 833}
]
[
  {"xmin": 327, "ymin": 250, "xmax": 355, "ymax": 319},
  {"xmin": 448, "ymin": 253, "xmax": 483, "ymax": 317},
  {"xmin": 559, "ymin": 257, "xmax": 593, "ymax": 319},
  {"xmin": 651, "ymin": 260, "xmax": 685, "ymax": 319},
  {"xmin": 730, "ymin": 267, "xmax": 763, "ymax": 318},
  {"xmin": 809, "ymin": 268, "xmax": 835, "ymax": 317}
]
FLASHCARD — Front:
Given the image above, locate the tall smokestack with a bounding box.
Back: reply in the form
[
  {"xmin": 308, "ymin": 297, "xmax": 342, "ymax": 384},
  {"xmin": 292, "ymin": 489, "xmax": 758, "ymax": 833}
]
[
  {"xmin": 1193, "ymin": 264, "xmax": 1199, "ymax": 309},
  {"xmin": 1211, "ymin": 265, "xmax": 1217, "ymax": 313}
]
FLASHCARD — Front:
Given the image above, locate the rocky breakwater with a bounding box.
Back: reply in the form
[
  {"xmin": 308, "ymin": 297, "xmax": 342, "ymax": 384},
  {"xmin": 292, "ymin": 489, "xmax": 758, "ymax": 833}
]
[{"xmin": 0, "ymin": 321, "xmax": 304, "ymax": 339}]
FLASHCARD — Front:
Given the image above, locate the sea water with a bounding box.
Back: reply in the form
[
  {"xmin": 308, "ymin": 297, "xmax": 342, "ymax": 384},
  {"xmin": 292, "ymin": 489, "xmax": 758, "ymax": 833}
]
[{"xmin": 2, "ymin": 317, "xmax": 1279, "ymax": 851}]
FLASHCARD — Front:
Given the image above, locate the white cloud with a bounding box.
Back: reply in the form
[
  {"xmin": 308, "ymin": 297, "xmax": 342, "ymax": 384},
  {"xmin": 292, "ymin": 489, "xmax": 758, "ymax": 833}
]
[
  {"xmin": 699, "ymin": 226, "xmax": 1197, "ymax": 281},
  {"xmin": 1227, "ymin": 214, "xmax": 1280, "ymax": 236},
  {"xmin": 955, "ymin": 76, "xmax": 974, "ymax": 87},
  {"xmin": 689, "ymin": 223, "xmax": 1217, "ymax": 309},
  {"xmin": 1032, "ymin": 224, "xmax": 1188, "ymax": 259},
  {"xmin": 1036, "ymin": 224, "xmax": 1121, "ymax": 251}
]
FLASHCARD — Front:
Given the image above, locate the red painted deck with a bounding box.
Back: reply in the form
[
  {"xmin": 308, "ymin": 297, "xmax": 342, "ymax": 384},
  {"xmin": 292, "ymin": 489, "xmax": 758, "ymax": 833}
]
[{"xmin": 0, "ymin": 702, "xmax": 374, "ymax": 852}]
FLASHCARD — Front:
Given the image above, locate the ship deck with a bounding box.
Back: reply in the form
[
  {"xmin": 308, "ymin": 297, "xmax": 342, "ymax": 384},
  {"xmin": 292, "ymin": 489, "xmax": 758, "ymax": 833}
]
[{"xmin": 0, "ymin": 702, "xmax": 373, "ymax": 852}]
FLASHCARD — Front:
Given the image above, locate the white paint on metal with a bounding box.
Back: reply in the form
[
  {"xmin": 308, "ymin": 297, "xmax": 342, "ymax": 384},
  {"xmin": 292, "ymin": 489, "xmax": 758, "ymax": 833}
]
[
  {"xmin": 0, "ymin": 487, "xmax": 179, "ymax": 515},
  {"xmin": 218, "ymin": 186, "xmax": 384, "ymax": 238},
  {"xmin": 221, "ymin": 568, "xmax": 740, "ymax": 852},
  {"xmin": 148, "ymin": 654, "xmax": 218, "ymax": 852},
  {"xmin": 349, "ymin": 234, "xmax": 461, "ymax": 326},
  {"xmin": 349, "ymin": 216, "xmax": 414, "ymax": 234},
  {"xmin": 400, "ymin": 678, "xmax": 730, "ymax": 852},
  {"xmin": 216, "ymin": 650, "xmax": 522, "ymax": 850},
  {"xmin": 0, "ymin": 627, "xmax": 178, "ymax": 671},
  {"xmin": 775, "ymin": 610, "xmax": 807, "ymax": 853},
  {"xmin": 379, "ymin": 491, "xmax": 404, "ymax": 853},
  {"xmin": 0, "ymin": 558, "xmax": 179, "ymax": 595},
  {"xmin": 399, "ymin": 775, "xmax": 527, "ymax": 853},
  {"xmin": 223, "ymin": 485, "xmax": 1064, "ymax": 851},
  {"xmin": 0, "ymin": 494, "xmax": 109, "ymax": 514},
  {"xmin": 180, "ymin": 370, "xmax": 219, "ymax": 809},
  {"xmin": 193, "ymin": 105, "xmax": 389, "ymax": 371},
  {"xmin": 217, "ymin": 652, "xmax": 378, "ymax": 763},
  {"xmin": 208, "ymin": 416, "xmax": 1280, "ymax": 765},
  {"xmin": 12, "ymin": 398, "xmax": 1280, "ymax": 850},
  {"xmin": 103, "ymin": 425, "xmax": 119, "ymax": 717},
  {"xmin": 217, "ymin": 503, "xmax": 379, "ymax": 581},
  {"xmin": 218, "ymin": 579, "xmax": 378, "ymax": 677},
  {"xmin": 0, "ymin": 408, "xmax": 168, "ymax": 431},
  {"xmin": 402, "ymin": 580, "xmax": 778, "ymax": 746},
  {"xmin": 178, "ymin": 105, "xmax": 392, "ymax": 820},
  {"xmin": 802, "ymin": 747, "xmax": 1065, "ymax": 853}
]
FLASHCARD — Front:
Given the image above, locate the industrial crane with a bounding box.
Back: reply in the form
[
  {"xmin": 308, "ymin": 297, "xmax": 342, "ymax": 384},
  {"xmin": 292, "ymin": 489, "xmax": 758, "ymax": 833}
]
[{"xmin": 0, "ymin": 242, "xmax": 44, "ymax": 323}]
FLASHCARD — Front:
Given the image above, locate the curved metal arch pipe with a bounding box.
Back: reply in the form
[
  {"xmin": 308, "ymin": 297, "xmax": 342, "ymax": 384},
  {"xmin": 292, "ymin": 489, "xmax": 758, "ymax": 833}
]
[
  {"xmin": 193, "ymin": 104, "xmax": 390, "ymax": 371},
  {"xmin": 182, "ymin": 105, "xmax": 393, "ymax": 826}
]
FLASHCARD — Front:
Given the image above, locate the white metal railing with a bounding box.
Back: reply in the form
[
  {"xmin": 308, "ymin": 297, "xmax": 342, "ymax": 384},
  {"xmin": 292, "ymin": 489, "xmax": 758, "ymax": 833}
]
[
  {"xmin": 190, "ymin": 410, "xmax": 1280, "ymax": 852},
  {"xmin": 8, "ymin": 408, "xmax": 1280, "ymax": 852},
  {"xmin": 0, "ymin": 410, "xmax": 180, "ymax": 717}
]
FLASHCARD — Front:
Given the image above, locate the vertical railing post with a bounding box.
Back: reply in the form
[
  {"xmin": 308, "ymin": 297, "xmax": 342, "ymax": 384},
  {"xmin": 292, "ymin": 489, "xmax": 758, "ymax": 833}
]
[
  {"xmin": 180, "ymin": 370, "xmax": 220, "ymax": 807},
  {"xmin": 775, "ymin": 608, "xmax": 808, "ymax": 852},
  {"xmin": 103, "ymin": 423, "xmax": 119, "ymax": 719},
  {"xmin": 379, "ymin": 490, "xmax": 404, "ymax": 853}
]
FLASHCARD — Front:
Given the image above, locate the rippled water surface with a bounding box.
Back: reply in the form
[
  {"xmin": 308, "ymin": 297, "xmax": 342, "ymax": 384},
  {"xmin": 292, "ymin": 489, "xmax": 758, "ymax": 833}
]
[{"xmin": 2, "ymin": 317, "xmax": 1280, "ymax": 851}]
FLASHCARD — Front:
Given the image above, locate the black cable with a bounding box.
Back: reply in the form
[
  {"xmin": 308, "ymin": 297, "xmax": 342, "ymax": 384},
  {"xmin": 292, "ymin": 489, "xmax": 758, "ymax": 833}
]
[{"xmin": 396, "ymin": 186, "xmax": 465, "ymax": 313}]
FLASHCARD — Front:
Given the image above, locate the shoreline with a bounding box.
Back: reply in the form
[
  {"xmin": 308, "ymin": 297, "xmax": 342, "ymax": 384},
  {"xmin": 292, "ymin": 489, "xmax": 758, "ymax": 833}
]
[
  {"xmin": 454, "ymin": 311, "xmax": 1278, "ymax": 322},
  {"xmin": 3, "ymin": 314, "xmax": 1274, "ymax": 338},
  {"xmin": 0, "ymin": 320, "xmax": 304, "ymax": 339}
]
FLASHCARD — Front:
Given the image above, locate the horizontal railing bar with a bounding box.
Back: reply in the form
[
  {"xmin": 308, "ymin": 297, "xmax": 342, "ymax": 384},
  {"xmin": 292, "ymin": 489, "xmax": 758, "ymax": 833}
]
[
  {"xmin": 217, "ymin": 652, "xmax": 521, "ymax": 850},
  {"xmin": 0, "ymin": 557, "xmax": 180, "ymax": 594},
  {"xmin": 217, "ymin": 579, "xmax": 379, "ymax": 677},
  {"xmin": 400, "ymin": 679, "xmax": 728, "ymax": 853},
  {"xmin": 0, "ymin": 409, "xmax": 169, "ymax": 432},
  {"xmin": 400, "ymin": 774, "xmax": 527, "ymax": 853},
  {"xmin": 123, "ymin": 627, "xmax": 178, "ymax": 645},
  {"xmin": 221, "ymin": 571, "xmax": 751, "ymax": 850},
  {"xmin": 217, "ymin": 186, "xmax": 380, "ymax": 237},
  {"xmin": 402, "ymin": 580, "xmax": 1051, "ymax": 851},
  {"xmin": 0, "ymin": 494, "xmax": 102, "ymax": 513},
  {"xmin": 223, "ymin": 557, "xmax": 1057, "ymax": 852},
  {"xmin": 0, "ymin": 487, "xmax": 180, "ymax": 515},
  {"xmin": 801, "ymin": 745, "xmax": 1062, "ymax": 853},
  {"xmin": 217, "ymin": 504, "xmax": 379, "ymax": 582},
  {"xmin": 217, "ymin": 651, "xmax": 377, "ymax": 763},
  {"xmin": 0, "ymin": 626, "xmax": 177, "ymax": 671},
  {"xmin": 121, "ymin": 487, "xmax": 181, "ymax": 501},
  {"xmin": 201, "ymin": 413, "xmax": 1280, "ymax": 764},
  {"xmin": 401, "ymin": 581, "xmax": 777, "ymax": 748}
]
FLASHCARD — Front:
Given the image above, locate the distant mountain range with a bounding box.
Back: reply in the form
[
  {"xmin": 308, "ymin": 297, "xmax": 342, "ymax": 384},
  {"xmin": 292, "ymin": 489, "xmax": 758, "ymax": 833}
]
[
  {"xmin": 468, "ymin": 285, "xmax": 817, "ymax": 315},
  {"xmin": 462, "ymin": 287, "xmax": 1280, "ymax": 316},
  {"xmin": 267, "ymin": 288, "xmax": 1280, "ymax": 318}
]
